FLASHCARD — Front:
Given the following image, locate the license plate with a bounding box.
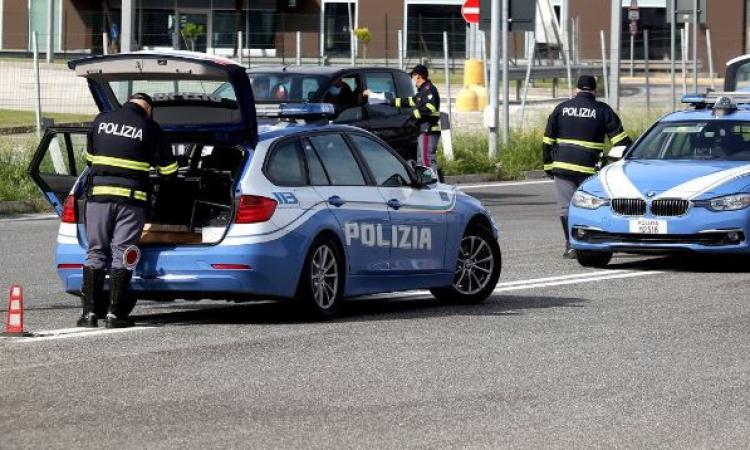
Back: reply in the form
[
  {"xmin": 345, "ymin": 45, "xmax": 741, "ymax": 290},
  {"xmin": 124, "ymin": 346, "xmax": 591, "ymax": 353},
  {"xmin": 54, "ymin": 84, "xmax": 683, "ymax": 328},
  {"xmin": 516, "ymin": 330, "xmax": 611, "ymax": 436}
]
[{"xmin": 629, "ymin": 218, "xmax": 667, "ymax": 234}]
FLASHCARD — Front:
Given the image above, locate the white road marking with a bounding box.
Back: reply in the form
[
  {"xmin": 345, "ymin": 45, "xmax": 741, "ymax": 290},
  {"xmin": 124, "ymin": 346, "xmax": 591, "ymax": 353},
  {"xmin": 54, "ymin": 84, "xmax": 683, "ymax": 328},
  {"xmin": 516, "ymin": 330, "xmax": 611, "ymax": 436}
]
[
  {"xmin": 493, "ymin": 270, "xmax": 663, "ymax": 292},
  {"xmin": 11, "ymin": 326, "xmax": 155, "ymax": 343},
  {"xmin": 457, "ymin": 180, "xmax": 553, "ymax": 190},
  {"xmin": 0, "ymin": 213, "xmax": 57, "ymax": 223}
]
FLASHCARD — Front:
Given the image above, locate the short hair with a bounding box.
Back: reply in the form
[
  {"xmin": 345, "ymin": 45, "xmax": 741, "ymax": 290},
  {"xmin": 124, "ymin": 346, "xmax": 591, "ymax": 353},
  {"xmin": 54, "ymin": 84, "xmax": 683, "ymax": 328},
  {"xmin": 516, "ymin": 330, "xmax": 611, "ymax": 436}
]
[{"xmin": 129, "ymin": 92, "xmax": 154, "ymax": 107}]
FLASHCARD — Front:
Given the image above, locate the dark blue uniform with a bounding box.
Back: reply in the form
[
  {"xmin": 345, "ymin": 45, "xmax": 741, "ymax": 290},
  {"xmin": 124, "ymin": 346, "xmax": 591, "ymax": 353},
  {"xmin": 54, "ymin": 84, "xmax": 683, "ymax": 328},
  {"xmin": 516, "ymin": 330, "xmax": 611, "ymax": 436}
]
[{"xmin": 388, "ymin": 80, "xmax": 441, "ymax": 175}]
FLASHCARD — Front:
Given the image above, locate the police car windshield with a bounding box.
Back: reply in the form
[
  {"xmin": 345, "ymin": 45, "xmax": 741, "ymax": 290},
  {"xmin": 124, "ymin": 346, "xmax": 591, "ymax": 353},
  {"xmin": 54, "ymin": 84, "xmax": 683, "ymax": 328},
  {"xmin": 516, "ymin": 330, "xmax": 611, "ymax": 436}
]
[
  {"xmin": 248, "ymin": 73, "xmax": 330, "ymax": 103},
  {"xmin": 628, "ymin": 120, "xmax": 750, "ymax": 161}
]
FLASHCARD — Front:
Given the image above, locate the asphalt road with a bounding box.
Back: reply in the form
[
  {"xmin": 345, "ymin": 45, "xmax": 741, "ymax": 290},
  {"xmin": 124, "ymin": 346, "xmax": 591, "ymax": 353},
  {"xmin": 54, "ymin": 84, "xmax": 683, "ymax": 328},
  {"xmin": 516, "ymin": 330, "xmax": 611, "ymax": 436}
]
[{"xmin": 2, "ymin": 180, "xmax": 750, "ymax": 449}]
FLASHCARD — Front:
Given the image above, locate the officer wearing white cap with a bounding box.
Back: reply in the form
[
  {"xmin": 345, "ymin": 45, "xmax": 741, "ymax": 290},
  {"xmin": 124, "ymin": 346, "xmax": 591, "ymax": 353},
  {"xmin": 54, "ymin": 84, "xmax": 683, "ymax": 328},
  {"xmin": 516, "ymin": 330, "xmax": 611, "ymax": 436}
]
[{"xmin": 543, "ymin": 75, "xmax": 632, "ymax": 259}]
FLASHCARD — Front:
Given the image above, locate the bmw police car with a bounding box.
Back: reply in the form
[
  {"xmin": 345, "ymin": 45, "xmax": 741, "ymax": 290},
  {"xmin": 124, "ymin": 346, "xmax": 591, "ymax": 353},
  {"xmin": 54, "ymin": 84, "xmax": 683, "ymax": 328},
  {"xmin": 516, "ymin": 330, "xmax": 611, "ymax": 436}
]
[
  {"xmin": 28, "ymin": 51, "xmax": 501, "ymax": 318},
  {"xmin": 569, "ymin": 93, "xmax": 750, "ymax": 268}
]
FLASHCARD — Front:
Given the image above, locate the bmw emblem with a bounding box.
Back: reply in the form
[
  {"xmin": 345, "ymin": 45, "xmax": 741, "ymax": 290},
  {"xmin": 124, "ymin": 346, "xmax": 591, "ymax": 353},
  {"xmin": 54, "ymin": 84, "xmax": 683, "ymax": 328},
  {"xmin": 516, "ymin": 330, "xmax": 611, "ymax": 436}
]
[{"xmin": 647, "ymin": 191, "xmax": 656, "ymax": 197}]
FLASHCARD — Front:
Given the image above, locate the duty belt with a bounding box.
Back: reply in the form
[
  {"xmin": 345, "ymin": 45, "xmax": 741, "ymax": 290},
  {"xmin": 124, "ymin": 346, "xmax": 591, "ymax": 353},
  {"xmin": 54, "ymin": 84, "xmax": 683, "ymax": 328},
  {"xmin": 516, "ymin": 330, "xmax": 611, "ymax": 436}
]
[{"xmin": 91, "ymin": 185, "xmax": 148, "ymax": 201}]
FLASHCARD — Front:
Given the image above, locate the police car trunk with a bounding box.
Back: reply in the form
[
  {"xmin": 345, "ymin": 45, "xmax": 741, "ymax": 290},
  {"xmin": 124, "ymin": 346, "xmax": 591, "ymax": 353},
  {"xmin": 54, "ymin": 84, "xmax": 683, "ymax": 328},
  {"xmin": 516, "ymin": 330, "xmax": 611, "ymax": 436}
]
[{"xmin": 28, "ymin": 52, "xmax": 258, "ymax": 245}]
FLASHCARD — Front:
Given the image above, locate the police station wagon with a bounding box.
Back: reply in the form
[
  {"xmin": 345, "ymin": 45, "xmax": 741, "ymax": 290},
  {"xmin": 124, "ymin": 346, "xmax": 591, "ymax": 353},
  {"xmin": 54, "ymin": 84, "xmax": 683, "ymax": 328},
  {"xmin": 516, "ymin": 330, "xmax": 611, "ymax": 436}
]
[{"xmin": 28, "ymin": 52, "xmax": 501, "ymax": 318}]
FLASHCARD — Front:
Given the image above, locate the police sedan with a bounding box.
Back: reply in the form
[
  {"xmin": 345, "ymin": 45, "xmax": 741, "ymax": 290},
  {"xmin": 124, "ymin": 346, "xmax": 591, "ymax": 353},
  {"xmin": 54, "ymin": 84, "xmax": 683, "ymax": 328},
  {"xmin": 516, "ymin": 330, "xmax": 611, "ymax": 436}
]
[
  {"xmin": 568, "ymin": 94, "xmax": 750, "ymax": 267},
  {"xmin": 28, "ymin": 51, "xmax": 501, "ymax": 318}
]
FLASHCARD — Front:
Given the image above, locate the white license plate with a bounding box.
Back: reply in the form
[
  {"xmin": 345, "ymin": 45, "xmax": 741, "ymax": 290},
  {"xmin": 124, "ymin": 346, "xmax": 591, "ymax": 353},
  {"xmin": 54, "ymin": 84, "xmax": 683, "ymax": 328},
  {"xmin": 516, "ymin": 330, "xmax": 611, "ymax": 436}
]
[{"xmin": 629, "ymin": 218, "xmax": 667, "ymax": 234}]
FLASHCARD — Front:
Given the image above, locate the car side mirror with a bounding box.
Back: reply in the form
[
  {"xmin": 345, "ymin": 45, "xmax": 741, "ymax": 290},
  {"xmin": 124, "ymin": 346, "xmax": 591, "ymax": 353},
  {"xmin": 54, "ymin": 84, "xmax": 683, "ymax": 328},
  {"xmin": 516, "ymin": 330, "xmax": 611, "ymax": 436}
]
[
  {"xmin": 608, "ymin": 145, "xmax": 627, "ymax": 160},
  {"xmin": 414, "ymin": 165, "xmax": 437, "ymax": 187}
]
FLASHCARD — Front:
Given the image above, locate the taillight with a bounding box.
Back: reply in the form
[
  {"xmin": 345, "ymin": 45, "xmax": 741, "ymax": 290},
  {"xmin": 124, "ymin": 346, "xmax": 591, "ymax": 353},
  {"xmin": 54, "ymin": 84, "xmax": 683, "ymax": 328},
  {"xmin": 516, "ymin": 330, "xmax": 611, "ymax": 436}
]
[
  {"xmin": 61, "ymin": 195, "xmax": 77, "ymax": 223},
  {"xmin": 235, "ymin": 195, "xmax": 277, "ymax": 224}
]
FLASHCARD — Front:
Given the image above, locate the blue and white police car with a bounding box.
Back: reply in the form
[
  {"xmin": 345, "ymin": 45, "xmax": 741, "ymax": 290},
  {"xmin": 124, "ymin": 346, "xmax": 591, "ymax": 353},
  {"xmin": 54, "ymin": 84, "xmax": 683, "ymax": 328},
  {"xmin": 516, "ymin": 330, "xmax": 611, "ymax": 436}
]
[
  {"xmin": 568, "ymin": 93, "xmax": 750, "ymax": 267},
  {"xmin": 28, "ymin": 52, "xmax": 501, "ymax": 318}
]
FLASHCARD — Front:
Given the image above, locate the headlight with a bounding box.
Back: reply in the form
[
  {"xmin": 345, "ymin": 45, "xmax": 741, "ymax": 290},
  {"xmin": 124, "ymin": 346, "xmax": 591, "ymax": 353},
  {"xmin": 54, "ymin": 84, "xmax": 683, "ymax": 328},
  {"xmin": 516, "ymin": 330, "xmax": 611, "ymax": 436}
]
[
  {"xmin": 708, "ymin": 193, "xmax": 750, "ymax": 211},
  {"xmin": 572, "ymin": 191, "xmax": 609, "ymax": 209}
]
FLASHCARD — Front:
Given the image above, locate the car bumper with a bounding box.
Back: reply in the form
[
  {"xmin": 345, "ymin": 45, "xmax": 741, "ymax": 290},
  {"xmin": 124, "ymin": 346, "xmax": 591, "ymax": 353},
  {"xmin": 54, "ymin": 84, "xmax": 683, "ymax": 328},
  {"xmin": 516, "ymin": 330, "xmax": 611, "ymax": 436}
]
[
  {"xmin": 56, "ymin": 238, "xmax": 306, "ymax": 299},
  {"xmin": 568, "ymin": 204, "xmax": 750, "ymax": 253}
]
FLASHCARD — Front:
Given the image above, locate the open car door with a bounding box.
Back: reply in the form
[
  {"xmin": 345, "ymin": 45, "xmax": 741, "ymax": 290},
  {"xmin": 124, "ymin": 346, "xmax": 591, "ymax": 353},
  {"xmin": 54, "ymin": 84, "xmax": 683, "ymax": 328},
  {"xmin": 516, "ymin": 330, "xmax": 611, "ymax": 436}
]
[{"xmin": 27, "ymin": 127, "xmax": 88, "ymax": 215}]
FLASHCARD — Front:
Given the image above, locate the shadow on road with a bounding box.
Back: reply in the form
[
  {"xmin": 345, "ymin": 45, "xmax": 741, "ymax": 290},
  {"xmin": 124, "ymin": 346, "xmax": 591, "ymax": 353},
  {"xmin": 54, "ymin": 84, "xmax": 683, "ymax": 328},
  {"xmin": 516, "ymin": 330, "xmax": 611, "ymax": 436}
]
[
  {"xmin": 608, "ymin": 252, "xmax": 750, "ymax": 273},
  {"xmin": 129, "ymin": 294, "xmax": 585, "ymax": 327}
]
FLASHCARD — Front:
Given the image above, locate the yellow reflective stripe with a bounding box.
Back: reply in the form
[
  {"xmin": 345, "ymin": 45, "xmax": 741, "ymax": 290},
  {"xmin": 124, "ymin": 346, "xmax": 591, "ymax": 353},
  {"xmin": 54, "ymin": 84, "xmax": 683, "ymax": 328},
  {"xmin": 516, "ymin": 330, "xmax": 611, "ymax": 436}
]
[
  {"xmin": 394, "ymin": 98, "xmax": 402, "ymax": 108},
  {"xmin": 611, "ymin": 131, "xmax": 629, "ymax": 144},
  {"xmin": 87, "ymin": 153, "xmax": 150, "ymax": 171},
  {"xmin": 542, "ymin": 136, "xmax": 556, "ymax": 145},
  {"xmin": 85, "ymin": 152, "xmax": 94, "ymax": 162},
  {"xmin": 158, "ymin": 162, "xmax": 178, "ymax": 175},
  {"xmin": 413, "ymin": 110, "xmax": 422, "ymax": 119},
  {"xmin": 429, "ymin": 125, "xmax": 441, "ymax": 132},
  {"xmin": 551, "ymin": 161, "xmax": 596, "ymax": 174},
  {"xmin": 543, "ymin": 164, "xmax": 554, "ymax": 170},
  {"xmin": 91, "ymin": 186, "xmax": 147, "ymax": 201},
  {"xmin": 425, "ymin": 103, "xmax": 438, "ymax": 113},
  {"xmin": 408, "ymin": 98, "xmax": 417, "ymax": 107},
  {"xmin": 429, "ymin": 112, "xmax": 441, "ymax": 117},
  {"xmin": 556, "ymin": 139, "xmax": 605, "ymax": 151}
]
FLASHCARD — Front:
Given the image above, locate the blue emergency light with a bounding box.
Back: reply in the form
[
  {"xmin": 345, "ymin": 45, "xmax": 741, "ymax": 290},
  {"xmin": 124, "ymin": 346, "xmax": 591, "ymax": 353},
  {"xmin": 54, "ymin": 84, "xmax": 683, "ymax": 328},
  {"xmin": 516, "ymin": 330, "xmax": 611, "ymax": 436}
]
[{"xmin": 256, "ymin": 103, "xmax": 335, "ymax": 120}]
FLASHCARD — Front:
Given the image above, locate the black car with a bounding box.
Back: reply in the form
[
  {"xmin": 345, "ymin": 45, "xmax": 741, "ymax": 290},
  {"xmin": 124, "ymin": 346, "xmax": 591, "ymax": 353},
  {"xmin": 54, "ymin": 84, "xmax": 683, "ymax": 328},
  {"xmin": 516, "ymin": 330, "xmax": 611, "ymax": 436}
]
[{"xmin": 244, "ymin": 66, "xmax": 421, "ymax": 160}]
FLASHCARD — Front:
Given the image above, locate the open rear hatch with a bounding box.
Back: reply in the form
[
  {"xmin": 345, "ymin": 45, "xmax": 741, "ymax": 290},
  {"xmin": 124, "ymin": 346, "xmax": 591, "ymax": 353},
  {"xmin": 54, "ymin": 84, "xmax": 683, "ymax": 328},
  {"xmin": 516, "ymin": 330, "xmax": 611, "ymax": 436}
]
[{"xmin": 28, "ymin": 52, "xmax": 258, "ymax": 245}]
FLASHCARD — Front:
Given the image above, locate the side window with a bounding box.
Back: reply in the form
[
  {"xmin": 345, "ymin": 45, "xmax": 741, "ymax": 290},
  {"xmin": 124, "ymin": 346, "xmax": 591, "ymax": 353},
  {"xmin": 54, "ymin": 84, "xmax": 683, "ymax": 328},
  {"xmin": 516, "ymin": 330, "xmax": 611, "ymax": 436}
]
[
  {"xmin": 365, "ymin": 72, "xmax": 396, "ymax": 95},
  {"xmin": 266, "ymin": 139, "xmax": 306, "ymax": 186},
  {"xmin": 302, "ymin": 140, "xmax": 330, "ymax": 185},
  {"xmin": 350, "ymin": 135, "xmax": 411, "ymax": 187},
  {"xmin": 308, "ymin": 134, "xmax": 366, "ymax": 186}
]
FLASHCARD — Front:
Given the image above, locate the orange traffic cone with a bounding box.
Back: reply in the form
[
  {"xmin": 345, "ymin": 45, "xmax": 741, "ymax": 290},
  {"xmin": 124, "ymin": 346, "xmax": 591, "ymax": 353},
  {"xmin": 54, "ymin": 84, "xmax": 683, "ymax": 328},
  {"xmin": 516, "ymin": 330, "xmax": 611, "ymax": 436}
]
[{"xmin": 3, "ymin": 285, "xmax": 28, "ymax": 336}]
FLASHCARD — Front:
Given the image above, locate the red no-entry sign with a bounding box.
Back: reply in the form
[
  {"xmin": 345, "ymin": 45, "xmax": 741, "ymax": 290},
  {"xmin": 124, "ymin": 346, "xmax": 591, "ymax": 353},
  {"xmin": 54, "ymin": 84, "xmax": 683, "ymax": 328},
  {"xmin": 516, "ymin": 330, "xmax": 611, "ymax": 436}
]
[{"xmin": 462, "ymin": 0, "xmax": 480, "ymax": 24}]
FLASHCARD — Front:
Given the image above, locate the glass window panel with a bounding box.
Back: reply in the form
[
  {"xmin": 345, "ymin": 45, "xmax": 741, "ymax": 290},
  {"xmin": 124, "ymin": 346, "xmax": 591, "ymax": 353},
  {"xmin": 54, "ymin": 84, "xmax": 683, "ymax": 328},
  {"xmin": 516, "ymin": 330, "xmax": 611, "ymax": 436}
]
[
  {"xmin": 267, "ymin": 140, "xmax": 306, "ymax": 186},
  {"xmin": 308, "ymin": 134, "xmax": 366, "ymax": 186},
  {"xmin": 350, "ymin": 135, "xmax": 410, "ymax": 187}
]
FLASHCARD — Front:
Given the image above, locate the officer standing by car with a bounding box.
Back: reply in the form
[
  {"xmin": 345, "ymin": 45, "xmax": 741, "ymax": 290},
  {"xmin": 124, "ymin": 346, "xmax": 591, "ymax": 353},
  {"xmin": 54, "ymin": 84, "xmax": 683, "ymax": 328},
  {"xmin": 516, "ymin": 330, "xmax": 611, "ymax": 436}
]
[
  {"xmin": 543, "ymin": 75, "xmax": 632, "ymax": 259},
  {"xmin": 78, "ymin": 93, "xmax": 177, "ymax": 328},
  {"xmin": 364, "ymin": 64, "xmax": 441, "ymax": 178}
]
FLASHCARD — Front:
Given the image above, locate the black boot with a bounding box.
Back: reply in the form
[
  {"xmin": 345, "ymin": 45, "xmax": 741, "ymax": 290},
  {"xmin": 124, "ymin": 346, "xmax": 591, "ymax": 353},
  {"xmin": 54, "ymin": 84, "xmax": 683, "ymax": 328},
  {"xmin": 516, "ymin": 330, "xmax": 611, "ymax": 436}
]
[
  {"xmin": 77, "ymin": 267, "xmax": 105, "ymax": 327},
  {"xmin": 560, "ymin": 216, "xmax": 577, "ymax": 259},
  {"xmin": 105, "ymin": 269, "xmax": 134, "ymax": 329}
]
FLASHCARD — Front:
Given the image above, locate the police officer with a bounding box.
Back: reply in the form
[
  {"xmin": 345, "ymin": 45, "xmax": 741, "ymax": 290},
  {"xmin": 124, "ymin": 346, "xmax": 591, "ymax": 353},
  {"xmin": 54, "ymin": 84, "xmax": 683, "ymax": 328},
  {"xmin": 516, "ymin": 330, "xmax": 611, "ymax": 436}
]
[
  {"xmin": 364, "ymin": 64, "xmax": 441, "ymax": 178},
  {"xmin": 78, "ymin": 93, "xmax": 177, "ymax": 328},
  {"xmin": 543, "ymin": 75, "xmax": 632, "ymax": 259}
]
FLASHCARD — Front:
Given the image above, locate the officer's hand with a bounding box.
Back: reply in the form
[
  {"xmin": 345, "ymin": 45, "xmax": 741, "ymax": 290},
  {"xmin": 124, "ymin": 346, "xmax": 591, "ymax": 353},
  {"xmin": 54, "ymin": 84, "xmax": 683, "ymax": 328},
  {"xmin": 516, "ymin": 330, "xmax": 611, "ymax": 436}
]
[{"xmin": 362, "ymin": 89, "xmax": 372, "ymax": 97}]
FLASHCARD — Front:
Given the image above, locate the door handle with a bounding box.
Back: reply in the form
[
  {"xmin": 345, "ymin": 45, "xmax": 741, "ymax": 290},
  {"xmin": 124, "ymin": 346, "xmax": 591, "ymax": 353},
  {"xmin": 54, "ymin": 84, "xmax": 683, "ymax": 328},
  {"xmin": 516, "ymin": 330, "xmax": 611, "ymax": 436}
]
[
  {"xmin": 328, "ymin": 195, "xmax": 346, "ymax": 207},
  {"xmin": 387, "ymin": 199, "xmax": 402, "ymax": 210}
]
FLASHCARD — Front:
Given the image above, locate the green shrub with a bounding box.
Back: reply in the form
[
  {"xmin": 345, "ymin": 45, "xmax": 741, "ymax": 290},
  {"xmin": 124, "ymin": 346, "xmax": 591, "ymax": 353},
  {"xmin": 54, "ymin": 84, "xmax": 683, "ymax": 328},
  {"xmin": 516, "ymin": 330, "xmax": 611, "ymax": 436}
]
[{"xmin": 0, "ymin": 138, "xmax": 41, "ymax": 202}]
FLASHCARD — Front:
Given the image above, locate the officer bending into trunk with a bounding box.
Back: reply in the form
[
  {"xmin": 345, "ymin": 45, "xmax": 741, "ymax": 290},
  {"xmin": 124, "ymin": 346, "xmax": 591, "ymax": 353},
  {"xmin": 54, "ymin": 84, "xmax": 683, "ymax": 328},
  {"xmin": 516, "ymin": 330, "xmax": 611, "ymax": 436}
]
[
  {"xmin": 78, "ymin": 93, "xmax": 177, "ymax": 328},
  {"xmin": 543, "ymin": 75, "xmax": 632, "ymax": 259}
]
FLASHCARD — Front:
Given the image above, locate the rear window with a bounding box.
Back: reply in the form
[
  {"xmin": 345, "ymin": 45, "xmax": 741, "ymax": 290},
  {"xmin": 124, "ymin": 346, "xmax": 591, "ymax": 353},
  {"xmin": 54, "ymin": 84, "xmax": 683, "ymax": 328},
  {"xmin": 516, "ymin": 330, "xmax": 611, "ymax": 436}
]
[
  {"xmin": 266, "ymin": 140, "xmax": 306, "ymax": 186},
  {"xmin": 249, "ymin": 73, "xmax": 330, "ymax": 103},
  {"xmin": 108, "ymin": 79, "xmax": 241, "ymax": 125}
]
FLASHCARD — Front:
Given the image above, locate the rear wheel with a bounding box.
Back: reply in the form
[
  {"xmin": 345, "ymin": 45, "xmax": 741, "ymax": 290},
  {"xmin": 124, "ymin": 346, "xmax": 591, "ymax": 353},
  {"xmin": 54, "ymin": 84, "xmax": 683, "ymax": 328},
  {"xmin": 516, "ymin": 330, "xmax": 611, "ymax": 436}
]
[
  {"xmin": 295, "ymin": 236, "xmax": 345, "ymax": 319},
  {"xmin": 576, "ymin": 250, "xmax": 613, "ymax": 268},
  {"xmin": 431, "ymin": 225, "xmax": 501, "ymax": 304}
]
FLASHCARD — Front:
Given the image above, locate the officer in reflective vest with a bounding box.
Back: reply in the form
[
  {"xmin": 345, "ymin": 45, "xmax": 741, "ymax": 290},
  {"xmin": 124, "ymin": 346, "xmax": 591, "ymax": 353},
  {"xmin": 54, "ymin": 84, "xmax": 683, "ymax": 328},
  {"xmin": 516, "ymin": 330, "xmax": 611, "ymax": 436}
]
[
  {"xmin": 78, "ymin": 93, "xmax": 177, "ymax": 328},
  {"xmin": 543, "ymin": 75, "xmax": 632, "ymax": 259},
  {"xmin": 364, "ymin": 64, "xmax": 441, "ymax": 178}
]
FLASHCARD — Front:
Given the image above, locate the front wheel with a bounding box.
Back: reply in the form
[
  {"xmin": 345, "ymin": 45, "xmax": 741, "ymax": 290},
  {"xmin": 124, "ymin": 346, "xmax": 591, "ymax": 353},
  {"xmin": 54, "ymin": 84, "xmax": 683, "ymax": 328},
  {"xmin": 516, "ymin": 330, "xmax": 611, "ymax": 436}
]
[
  {"xmin": 295, "ymin": 236, "xmax": 345, "ymax": 319},
  {"xmin": 431, "ymin": 226, "xmax": 502, "ymax": 304},
  {"xmin": 576, "ymin": 250, "xmax": 612, "ymax": 268}
]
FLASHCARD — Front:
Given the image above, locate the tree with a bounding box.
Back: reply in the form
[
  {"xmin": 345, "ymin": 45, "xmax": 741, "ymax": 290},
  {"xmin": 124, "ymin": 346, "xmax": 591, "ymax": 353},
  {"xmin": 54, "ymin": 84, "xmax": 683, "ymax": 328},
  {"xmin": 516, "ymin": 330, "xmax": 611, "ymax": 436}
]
[
  {"xmin": 181, "ymin": 23, "xmax": 205, "ymax": 52},
  {"xmin": 354, "ymin": 28, "xmax": 372, "ymax": 60}
]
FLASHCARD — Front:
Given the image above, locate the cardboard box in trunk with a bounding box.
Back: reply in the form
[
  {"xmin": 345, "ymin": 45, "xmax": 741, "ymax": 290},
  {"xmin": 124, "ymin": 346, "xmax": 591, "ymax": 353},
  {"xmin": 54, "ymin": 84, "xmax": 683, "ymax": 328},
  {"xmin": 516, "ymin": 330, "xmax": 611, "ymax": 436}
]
[{"xmin": 140, "ymin": 224, "xmax": 202, "ymax": 245}]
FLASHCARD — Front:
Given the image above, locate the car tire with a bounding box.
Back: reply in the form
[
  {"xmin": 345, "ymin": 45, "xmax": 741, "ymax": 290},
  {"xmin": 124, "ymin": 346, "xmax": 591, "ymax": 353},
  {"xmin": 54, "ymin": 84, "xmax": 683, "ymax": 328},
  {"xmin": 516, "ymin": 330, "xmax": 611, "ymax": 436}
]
[
  {"xmin": 431, "ymin": 225, "xmax": 501, "ymax": 305},
  {"xmin": 576, "ymin": 250, "xmax": 613, "ymax": 268},
  {"xmin": 295, "ymin": 236, "xmax": 345, "ymax": 319}
]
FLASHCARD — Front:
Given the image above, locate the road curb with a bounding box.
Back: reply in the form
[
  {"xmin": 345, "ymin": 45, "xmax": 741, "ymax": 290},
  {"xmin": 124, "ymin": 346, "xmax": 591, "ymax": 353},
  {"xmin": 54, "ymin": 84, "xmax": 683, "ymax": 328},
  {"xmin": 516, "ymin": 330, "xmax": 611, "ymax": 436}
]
[
  {"xmin": 523, "ymin": 170, "xmax": 548, "ymax": 180},
  {"xmin": 443, "ymin": 174, "xmax": 500, "ymax": 184},
  {"xmin": 0, "ymin": 200, "xmax": 39, "ymax": 215}
]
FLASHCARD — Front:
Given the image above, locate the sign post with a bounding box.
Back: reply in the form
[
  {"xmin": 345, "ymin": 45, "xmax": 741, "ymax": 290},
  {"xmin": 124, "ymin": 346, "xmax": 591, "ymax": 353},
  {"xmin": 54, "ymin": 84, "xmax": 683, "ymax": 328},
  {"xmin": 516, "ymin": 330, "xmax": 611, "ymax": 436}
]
[{"xmin": 628, "ymin": 0, "xmax": 639, "ymax": 77}]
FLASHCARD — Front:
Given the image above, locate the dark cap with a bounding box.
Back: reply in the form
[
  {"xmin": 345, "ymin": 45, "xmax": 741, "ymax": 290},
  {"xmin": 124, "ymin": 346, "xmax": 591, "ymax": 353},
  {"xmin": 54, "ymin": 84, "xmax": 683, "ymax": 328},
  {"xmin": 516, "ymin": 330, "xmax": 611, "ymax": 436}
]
[
  {"xmin": 410, "ymin": 64, "xmax": 429, "ymax": 78},
  {"xmin": 129, "ymin": 92, "xmax": 154, "ymax": 107},
  {"xmin": 577, "ymin": 75, "xmax": 597, "ymax": 91}
]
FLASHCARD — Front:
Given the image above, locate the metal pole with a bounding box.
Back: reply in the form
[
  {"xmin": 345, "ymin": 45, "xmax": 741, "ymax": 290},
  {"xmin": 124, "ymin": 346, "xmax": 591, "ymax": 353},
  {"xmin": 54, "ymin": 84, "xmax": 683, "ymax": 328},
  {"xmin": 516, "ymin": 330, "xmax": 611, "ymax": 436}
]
[
  {"xmin": 121, "ymin": 0, "xmax": 134, "ymax": 53},
  {"xmin": 46, "ymin": 0, "xmax": 54, "ymax": 63},
  {"xmin": 319, "ymin": 2, "xmax": 325, "ymax": 65},
  {"xmin": 296, "ymin": 31, "xmax": 302, "ymax": 65},
  {"xmin": 33, "ymin": 32, "xmax": 42, "ymax": 138},
  {"xmin": 706, "ymin": 28, "xmax": 715, "ymax": 90},
  {"xmin": 609, "ymin": 0, "xmax": 622, "ymax": 110},
  {"xmin": 600, "ymin": 30, "xmax": 610, "ymax": 104},
  {"xmin": 670, "ymin": 0, "xmax": 676, "ymax": 110},
  {"xmin": 565, "ymin": 27, "xmax": 573, "ymax": 98},
  {"xmin": 443, "ymin": 31, "xmax": 453, "ymax": 161},
  {"xmin": 682, "ymin": 25, "xmax": 688, "ymax": 95},
  {"xmin": 489, "ymin": 0, "xmax": 500, "ymax": 157},
  {"xmin": 629, "ymin": 34, "xmax": 634, "ymax": 77},
  {"xmin": 102, "ymin": 33, "xmax": 108, "ymax": 55},
  {"xmin": 398, "ymin": 30, "xmax": 404, "ymax": 71},
  {"xmin": 481, "ymin": 30, "xmax": 488, "ymax": 90},
  {"xmin": 692, "ymin": 0, "xmax": 698, "ymax": 92},
  {"xmin": 501, "ymin": 0, "xmax": 509, "ymax": 145},
  {"xmin": 348, "ymin": 3, "xmax": 355, "ymax": 66},
  {"xmin": 644, "ymin": 28, "xmax": 650, "ymax": 114},
  {"xmin": 520, "ymin": 34, "xmax": 536, "ymax": 125},
  {"xmin": 237, "ymin": 31, "xmax": 243, "ymax": 65}
]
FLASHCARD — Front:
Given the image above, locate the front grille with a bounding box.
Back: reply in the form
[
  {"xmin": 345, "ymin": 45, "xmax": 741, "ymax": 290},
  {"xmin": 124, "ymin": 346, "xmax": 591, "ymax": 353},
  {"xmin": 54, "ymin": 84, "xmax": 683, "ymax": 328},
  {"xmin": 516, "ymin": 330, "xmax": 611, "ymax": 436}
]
[
  {"xmin": 611, "ymin": 198, "xmax": 646, "ymax": 216},
  {"xmin": 651, "ymin": 199, "xmax": 690, "ymax": 216},
  {"xmin": 579, "ymin": 230, "xmax": 744, "ymax": 247}
]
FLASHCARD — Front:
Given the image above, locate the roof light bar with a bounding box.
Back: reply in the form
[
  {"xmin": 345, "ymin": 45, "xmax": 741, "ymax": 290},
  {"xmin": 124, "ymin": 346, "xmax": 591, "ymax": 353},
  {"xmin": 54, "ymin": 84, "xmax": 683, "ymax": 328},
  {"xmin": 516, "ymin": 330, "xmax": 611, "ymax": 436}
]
[
  {"xmin": 255, "ymin": 103, "xmax": 336, "ymax": 120},
  {"xmin": 682, "ymin": 91, "xmax": 750, "ymax": 108}
]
